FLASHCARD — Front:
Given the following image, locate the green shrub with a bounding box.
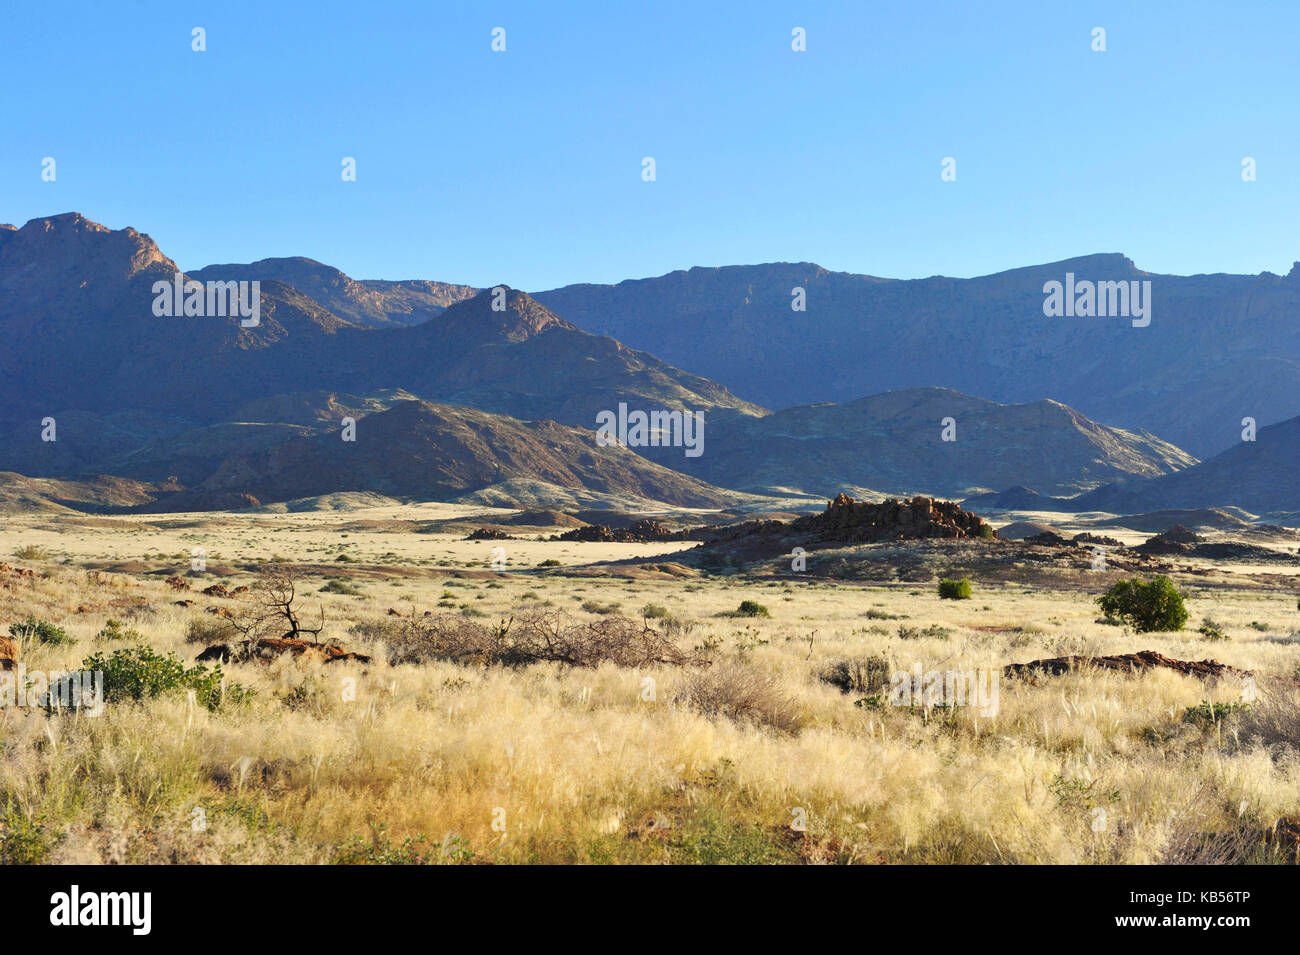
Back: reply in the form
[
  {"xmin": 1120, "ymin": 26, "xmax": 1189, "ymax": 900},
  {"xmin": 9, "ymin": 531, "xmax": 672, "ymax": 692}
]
[
  {"xmin": 1197, "ymin": 618, "xmax": 1229, "ymax": 641},
  {"xmin": 938, "ymin": 578, "xmax": 972, "ymax": 600},
  {"xmin": 94, "ymin": 618, "xmax": 141, "ymax": 641},
  {"xmin": 11, "ymin": 544, "xmax": 48, "ymax": 561},
  {"xmin": 733, "ymin": 600, "xmax": 769, "ymax": 618},
  {"xmin": 0, "ymin": 805, "xmax": 54, "ymax": 864},
  {"xmin": 864, "ymin": 608, "xmax": 905, "ymax": 620},
  {"xmin": 1182, "ymin": 700, "xmax": 1247, "ymax": 730},
  {"xmin": 641, "ymin": 603, "xmax": 670, "ymax": 619},
  {"xmin": 80, "ymin": 645, "xmax": 251, "ymax": 711},
  {"xmin": 320, "ymin": 580, "xmax": 363, "ymax": 596},
  {"xmin": 539, "ymin": 559, "xmax": 561, "ymax": 568},
  {"xmin": 897, "ymin": 624, "xmax": 952, "ymax": 641},
  {"xmin": 1097, "ymin": 576, "xmax": 1188, "ymax": 633},
  {"xmin": 9, "ymin": 615, "xmax": 74, "ymax": 646},
  {"xmin": 335, "ymin": 825, "xmax": 477, "ymax": 865}
]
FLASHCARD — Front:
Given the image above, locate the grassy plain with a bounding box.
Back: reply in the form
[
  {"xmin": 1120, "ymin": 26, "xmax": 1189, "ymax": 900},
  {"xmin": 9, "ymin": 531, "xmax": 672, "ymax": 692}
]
[{"xmin": 1, "ymin": 503, "xmax": 1297, "ymax": 864}]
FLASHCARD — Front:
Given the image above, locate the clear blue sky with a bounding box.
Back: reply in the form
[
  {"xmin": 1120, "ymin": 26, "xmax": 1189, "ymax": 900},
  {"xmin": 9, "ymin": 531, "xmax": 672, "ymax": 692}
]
[{"xmin": 3, "ymin": 0, "xmax": 1296, "ymax": 288}]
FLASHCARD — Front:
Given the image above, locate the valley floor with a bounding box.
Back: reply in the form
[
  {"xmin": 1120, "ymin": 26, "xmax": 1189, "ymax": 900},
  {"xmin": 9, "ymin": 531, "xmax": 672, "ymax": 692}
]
[{"xmin": 1, "ymin": 503, "xmax": 1298, "ymax": 864}]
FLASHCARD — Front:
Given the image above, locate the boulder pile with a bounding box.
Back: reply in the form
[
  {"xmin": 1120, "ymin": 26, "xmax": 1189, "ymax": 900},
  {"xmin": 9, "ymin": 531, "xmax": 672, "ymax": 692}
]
[
  {"xmin": 1135, "ymin": 524, "xmax": 1203, "ymax": 555},
  {"xmin": 560, "ymin": 518, "xmax": 678, "ymax": 543},
  {"xmin": 793, "ymin": 494, "xmax": 995, "ymax": 544}
]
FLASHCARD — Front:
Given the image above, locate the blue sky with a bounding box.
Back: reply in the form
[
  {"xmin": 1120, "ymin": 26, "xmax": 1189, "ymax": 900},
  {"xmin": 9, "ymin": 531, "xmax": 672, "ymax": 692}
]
[{"xmin": 2, "ymin": 0, "xmax": 1297, "ymax": 288}]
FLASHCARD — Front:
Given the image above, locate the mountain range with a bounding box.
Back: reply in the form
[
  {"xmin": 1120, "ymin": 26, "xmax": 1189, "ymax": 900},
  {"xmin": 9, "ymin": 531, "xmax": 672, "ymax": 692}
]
[
  {"xmin": 534, "ymin": 258, "xmax": 1300, "ymax": 460},
  {"xmin": 0, "ymin": 212, "xmax": 1294, "ymax": 516}
]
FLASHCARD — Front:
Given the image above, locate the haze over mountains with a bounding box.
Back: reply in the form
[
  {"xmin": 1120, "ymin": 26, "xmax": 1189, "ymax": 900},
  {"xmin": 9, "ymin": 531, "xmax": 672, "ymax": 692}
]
[{"xmin": 0, "ymin": 212, "xmax": 1294, "ymax": 517}]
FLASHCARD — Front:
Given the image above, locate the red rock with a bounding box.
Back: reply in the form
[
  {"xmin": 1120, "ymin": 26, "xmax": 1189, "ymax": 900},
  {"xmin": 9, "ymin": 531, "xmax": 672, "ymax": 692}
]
[{"xmin": 1005, "ymin": 649, "xmax": 1248, "ymax": 681}]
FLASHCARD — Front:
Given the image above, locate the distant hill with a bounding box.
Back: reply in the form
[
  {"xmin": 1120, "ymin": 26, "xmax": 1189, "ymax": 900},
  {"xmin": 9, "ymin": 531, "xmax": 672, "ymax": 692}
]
[
  {"xmin": 0, "ymin": 472, "xmax": 164, "ymax": 513},
  {"xmin": 149, "ymin": 399, "xmax": 739, "ymax": 511},
  {"xmin": 635, "ymin": 387, "xmax": 1196, "ymax": 497},
  {"xmin": 1073, "ymin": 414, "xmax": 1300, "ymax": 517},
  {"xmin": 535, "ymin": 258, "xmax": 1300, "ymax": 459}
]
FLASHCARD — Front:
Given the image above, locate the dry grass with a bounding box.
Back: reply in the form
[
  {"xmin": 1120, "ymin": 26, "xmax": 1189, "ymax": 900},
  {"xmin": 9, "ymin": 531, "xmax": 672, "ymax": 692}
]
[
  {"xmin": 1, "ymin": 504, "xmax": 1298, "ymax": 864},
  {"xmin": 675, "ymin": 662, "xmax": 804, "ymax": 734}
]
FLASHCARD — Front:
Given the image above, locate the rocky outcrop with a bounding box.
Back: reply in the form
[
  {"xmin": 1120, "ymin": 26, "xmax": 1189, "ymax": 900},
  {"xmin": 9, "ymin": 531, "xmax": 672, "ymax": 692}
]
[
  {"xmin": 1135, "ymin": 524, "xmax": 1203, "ymax": 555},
  {"xmin": 793, "ymin": 494, "xmax": 995, "ymax": 544},
  {"xmin": 1005, "ymin": 649, "xmax": 1247, "ymax": 681},
  {"xmin": 560, "ymin": 518, "xmax": 678, "ymax": 543}
]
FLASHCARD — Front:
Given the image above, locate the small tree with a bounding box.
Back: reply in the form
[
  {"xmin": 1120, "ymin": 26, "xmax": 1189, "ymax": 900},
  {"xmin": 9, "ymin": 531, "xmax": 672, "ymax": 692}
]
[
  {"xmin": 232, "ymin": 566, "xmax": 325, "ymax": 643},
  {"xmin": 1097, "ymin": 576, "xmax": 1188, "ymax": 633},
  {"xmin": 938, "ymin": 578, "xmax": 972, "ymax": 600}
]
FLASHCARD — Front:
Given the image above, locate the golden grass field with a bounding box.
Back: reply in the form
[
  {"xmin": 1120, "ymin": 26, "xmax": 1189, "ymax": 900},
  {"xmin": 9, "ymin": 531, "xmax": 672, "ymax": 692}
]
[{"xmin": 2, "ymin": 502, "xmax": 1298, "ymax": 865}]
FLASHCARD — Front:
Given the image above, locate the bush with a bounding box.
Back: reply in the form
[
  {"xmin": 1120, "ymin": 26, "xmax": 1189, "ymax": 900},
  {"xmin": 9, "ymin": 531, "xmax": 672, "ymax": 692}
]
[
  {"xmin": 1182, "ymin": 700, "xmax": 1247, "ymax": 730},
  {"xmin": 80, "ymin": 645, "xmax": 250, "ymax": 711},
  {"xmin": 675, "ymin": 663, "xmax": 803, "ymax": 734},
  {"xmin": 335, "ymin": 825, "xmax": 475, "ymax": 865},
  {"xmin": 864, "ymin": 608, "xmax": 905, "ymax": 620},
  {"xmin": 185, "ymin": 616, "xmax": 235, "ymax": 644},
  {"xmin": 722, "ymin": 600, "xmax": 769, "ymax": 618},
  {"xmin": 938, "ymin": 578, "xmax": 972, "ymax": 600},
  {"xmin": 11, "ymin": 544, "xmax": 48, "ymax": 561},
  {"xmin": 9, "ymin": 616, "xmax": 74, "ymax": 646},
  {"xmin": 1097, "ymin": 576, "xmax": 1188, "ymax": 633},
  {"xmin": 897, "ymin": 624, "xmax": 952, "ymax": 641},
  {"xmin": 0, "ymin": 806, "xmax": 54, "ymax": 864},
  {"xmin": 821, "ymin": 654, "xmax": 891, "ymax": 695},
  {"xmin": 641, "ymin": 603, "xmax": 670, "ymax": 619},
  {"xmin": 319, "ymin": 580, "xmax": 363, "ymax": 596},
  {"xmin": 1197, "ymin": 618, "xmax": 1229, "ymax": 641},
  {"xmin": 94, "ymin": 619, "xmax": 141, "ymax": 642}
]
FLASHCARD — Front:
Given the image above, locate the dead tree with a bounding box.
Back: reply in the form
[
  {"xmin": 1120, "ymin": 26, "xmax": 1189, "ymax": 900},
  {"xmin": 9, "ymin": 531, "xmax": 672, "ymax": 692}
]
[{"xmin": 232, "ymin": 565, "xmax": 325, "ymax": 643}]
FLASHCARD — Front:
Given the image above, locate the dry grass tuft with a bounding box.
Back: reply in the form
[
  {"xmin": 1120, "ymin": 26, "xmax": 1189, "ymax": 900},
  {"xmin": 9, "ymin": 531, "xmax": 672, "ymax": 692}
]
[{"xmin": 675, "ymin": 662, "xmax": 804, "ymax": 734}]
